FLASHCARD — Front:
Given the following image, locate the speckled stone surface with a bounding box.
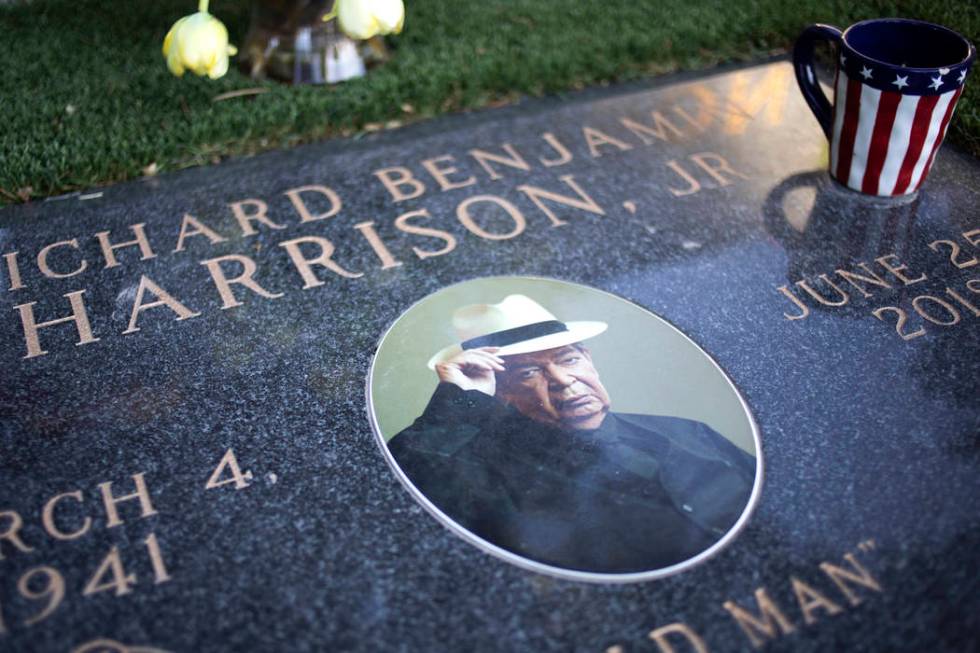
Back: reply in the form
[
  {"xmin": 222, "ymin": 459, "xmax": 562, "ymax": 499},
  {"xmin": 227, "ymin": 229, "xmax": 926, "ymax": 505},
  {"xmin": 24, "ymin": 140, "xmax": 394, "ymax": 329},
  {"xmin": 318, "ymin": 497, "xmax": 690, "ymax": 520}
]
[{"xmin": 0, "ymin": 60, "xmax": 977, "ymax": 652}]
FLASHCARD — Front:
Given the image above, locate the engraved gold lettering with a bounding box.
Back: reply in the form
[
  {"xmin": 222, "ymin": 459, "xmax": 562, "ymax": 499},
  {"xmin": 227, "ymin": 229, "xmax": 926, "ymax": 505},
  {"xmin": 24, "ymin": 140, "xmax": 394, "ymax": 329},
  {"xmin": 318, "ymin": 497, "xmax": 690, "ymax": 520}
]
[
  {"xmin": 468, "ymin": 144, "xmax": 531, "ymax": 180},
  {"xmin": 394, "ymin": 209, "xmax": 458, "ymax": 260},
  {"xmin": 3, "ymin": 251, "xmax": 24, "ymax": 291},
  {"xmin": 872, "ymin": 306, "xmax": 926, "ymax": 341},
  {"xmin": 516, "ymin": 175, "xmax": 605, "ymax": 228},
  {"xmin": 875, "ymin": 254, "xmax": 927, "ymax": 286},
  {"xmin": 796, "ymin": 275, "xmax": 849, "ymax": 306},
  {"xmin": 673, "ymin": 105, "xmax": 706, "ymax": 133},
  {"xmin": 37, "ymin": 239, "xmax": 88, "ymax": 279},
  {"xmin": 648, "ymin": 622, "xmax": 709, "ymax": 653},
  {"xmin": 15, "ymin": 290, "xmax": 100, "ymax": 359},
  {"xmin": 834, "ymin": 264, "xmax": 893, "ymax": 298},
  {"xmin": 98, "ymin": 472, "xmax": 157, "ymax": 529},
  {"xmin": 229, "ymin": 198, "xmax": 285, "ymax": 237},
  {"xmin": 723, "ymin": 589, "xmax": 796, "ymax": 649},
  {"xmin": 725, "ymin": 66, "xmax": 791, "ymax": 134},
  {"xmin": 205, "ymin": 448, "xmax": 254, "ymax": 491},
  {"xmin": 201, "ymin": 254, "xmax": 285, "ymax": 309},
  {"xmin": 945, "ymin": 287, "xmax": 980, "ymax": 316},
  {"xmin": 354, "ymin": 221, "xmax": 403, "ymax": 269},
  {"xmin": 819, "ymin": 553, "xmax": 882, "ymax": 606},
  {"xmin": 665, "ymin": 160, "xmax": 701, "ymax": 196},
  {"xmin": 690, "ymin": 152, "xmax": 750, "ymax": 186},
  {"xmin": 42, "ymin": 491, "xmax": 92, "ymax": 541},
  {"xmin": 284, "ymin": 184, "xmax": 343, "ymax": 223},
  {"xmin": 790, "ymin": 577, "xmax": 843, "ymax": 625},
  {"xmin": 123, "ymin": 275, "xmax": 201, "ymax": 335},
  {"xmin": 928, "ymin": 238, "xmax": 978, "ymax": 269},
  {"xmin": 685, "ymin": 84, "xmax": 719, "ymax": 130},
  {"xmin": 776, "ymin": 285, "xmax": 810, "ymax": 320},
  {"xmin": 912, "ymin": 295, "xmax": 960, "ymax": 326},
  {"xmin": 279, "ymin": 236, "xmax": 363, "ymax": 288},
  {"xmin": 582, "ymin": 126, "xmax": 633, "ymax": 157},
  {"xmin": 456, "ymin": 195, "xmax": 526, "ymax": 240},
  {"xmin": 83, "ymin": 547, "xmax": 136, "ymax": 597},
  {"xmin": 374, "ymin": 166, "xmax": 426, "ymax": 202},
  {"xmin": 963, "ymin": 228, "xmax": 980, "ymax": 247},
  {"xmin": 620, "ymin": 112, "xmax": 684, "ymax": 144},
  {"xmin": 421, "ymin": 155, "xmax": 477, "ymax": 192},
  {"xmin": 173, "ymin": 214, "xmax": 227, "ymax": 253},
  {"xmin": 144, "ymin": 533, "xmax": 171, "ymax": 584},
  {"xmin": 537, "ymin": 132, "xmax": 573, "ymax": 167},
  {"xmin": 94, "ymin": 223, "xmax": 156, "ymax": 268},
  {"xmin": 19, "ymin": 567, "xmax": 65, "ymax": 626},
  {"xmin": 0, "ymin": 510, "xmax": 34, "ymax": 559}
]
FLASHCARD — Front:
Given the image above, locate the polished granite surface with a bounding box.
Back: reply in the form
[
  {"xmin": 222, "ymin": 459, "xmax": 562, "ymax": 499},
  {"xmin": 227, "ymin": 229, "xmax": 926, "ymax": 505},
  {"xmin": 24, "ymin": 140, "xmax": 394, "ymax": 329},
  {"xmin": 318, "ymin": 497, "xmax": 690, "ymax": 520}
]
[{"xmin": 0, "ymin": 60, "xmax": 977, "ymax": 652}]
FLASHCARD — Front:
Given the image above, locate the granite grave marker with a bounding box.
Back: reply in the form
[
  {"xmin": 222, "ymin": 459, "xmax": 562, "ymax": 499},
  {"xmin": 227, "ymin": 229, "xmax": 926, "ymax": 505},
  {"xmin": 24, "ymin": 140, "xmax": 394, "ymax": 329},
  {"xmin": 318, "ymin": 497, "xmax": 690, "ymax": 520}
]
[{"xmin": 0, "ymin": 60, "xmax": 978, "ymax": 652}]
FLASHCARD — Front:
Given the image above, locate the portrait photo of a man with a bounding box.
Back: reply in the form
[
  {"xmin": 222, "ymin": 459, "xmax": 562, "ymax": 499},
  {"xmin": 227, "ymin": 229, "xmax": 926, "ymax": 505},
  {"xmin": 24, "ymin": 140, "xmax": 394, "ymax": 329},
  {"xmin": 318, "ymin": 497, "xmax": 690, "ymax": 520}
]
[{"xmin": 372, "ymin": 279, "xmax": 760, "ymax": 577}]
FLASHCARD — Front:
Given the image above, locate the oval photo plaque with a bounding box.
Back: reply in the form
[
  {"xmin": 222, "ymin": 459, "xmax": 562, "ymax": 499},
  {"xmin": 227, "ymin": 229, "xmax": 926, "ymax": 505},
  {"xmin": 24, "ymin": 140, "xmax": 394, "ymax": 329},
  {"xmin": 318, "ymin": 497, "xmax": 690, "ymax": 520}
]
[{"xmin": 368, "ymin": 276, "xmax": 762, "ymax": 582}]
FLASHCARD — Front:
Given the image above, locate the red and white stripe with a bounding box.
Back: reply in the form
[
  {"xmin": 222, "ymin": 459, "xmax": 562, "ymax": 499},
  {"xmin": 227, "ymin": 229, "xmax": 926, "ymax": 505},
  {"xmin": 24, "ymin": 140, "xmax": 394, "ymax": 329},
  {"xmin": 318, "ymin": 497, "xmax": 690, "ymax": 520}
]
[{"xmin": 830, "ymin": 79, "xmax": 962, "ymax": 196}]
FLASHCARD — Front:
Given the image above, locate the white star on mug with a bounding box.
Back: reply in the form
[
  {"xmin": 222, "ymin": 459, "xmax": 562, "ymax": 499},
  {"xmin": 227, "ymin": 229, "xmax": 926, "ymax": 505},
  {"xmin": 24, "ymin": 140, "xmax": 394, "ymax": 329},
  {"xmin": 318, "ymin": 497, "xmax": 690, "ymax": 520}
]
[
  {"xmin": 892, "ymin": 75, "xmax": 909, "ymax": 89},
  {"xmin": 959, "ymin": 70, "xmax": 968, "ymax": 84},
  {"xmin": 860, "ymin": 66, "xmax": 873, "ymax": 80},
  {"xmin": 929, "ymin": 75, "xmax": 944, "ymax": 90}
]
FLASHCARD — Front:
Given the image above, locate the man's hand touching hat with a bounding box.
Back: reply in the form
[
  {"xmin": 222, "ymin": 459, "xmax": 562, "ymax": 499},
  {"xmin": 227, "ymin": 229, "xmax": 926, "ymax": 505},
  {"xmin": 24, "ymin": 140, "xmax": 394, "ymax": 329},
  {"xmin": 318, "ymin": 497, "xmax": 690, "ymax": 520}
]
[{"xmin": 434, "ymin": 347, "xmax": 504, "ymax": 396}]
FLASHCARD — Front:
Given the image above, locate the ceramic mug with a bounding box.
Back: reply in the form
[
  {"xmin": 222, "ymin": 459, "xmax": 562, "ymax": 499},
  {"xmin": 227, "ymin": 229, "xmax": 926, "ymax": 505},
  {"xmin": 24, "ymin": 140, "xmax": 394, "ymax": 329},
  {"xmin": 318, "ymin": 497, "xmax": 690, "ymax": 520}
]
[{"xmin": 793, "ymin": 18, "xmax": 975, "ymax": 196}]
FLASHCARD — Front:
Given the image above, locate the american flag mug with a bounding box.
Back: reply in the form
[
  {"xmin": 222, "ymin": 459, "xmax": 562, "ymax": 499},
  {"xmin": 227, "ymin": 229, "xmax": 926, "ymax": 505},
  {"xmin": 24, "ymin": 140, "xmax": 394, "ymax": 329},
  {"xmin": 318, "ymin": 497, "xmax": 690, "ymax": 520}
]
[{"xmin": 793, "ymin": 19, "xmax": 975, "ymax": 196}]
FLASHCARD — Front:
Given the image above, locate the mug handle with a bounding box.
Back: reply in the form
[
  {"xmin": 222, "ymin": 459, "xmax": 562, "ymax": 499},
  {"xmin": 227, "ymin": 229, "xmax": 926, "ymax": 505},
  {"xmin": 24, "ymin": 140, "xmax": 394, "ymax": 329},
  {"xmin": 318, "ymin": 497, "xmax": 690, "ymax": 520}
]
[{"xmin": 792, "ymin": 24, "xmax": 843, "ymax": 139}]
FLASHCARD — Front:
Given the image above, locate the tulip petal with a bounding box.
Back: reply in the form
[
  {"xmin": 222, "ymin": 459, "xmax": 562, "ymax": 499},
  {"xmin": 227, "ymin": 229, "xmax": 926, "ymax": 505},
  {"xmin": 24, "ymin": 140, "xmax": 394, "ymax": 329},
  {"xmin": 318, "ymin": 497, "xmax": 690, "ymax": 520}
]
[
  {"xmin": 167, "ymin": 51, "xmax": 186, "ymax": 76},
  {"xmin": 208, "ymin": 53, "xmax": 229, "ymax": 79},
  {"xmin": 162, "ymin": 11, "xmax": 235, "ymax": 80},
  {"xmin": 372, "ymin": 0, "xmax": 404, "ymax": 34},
  {"xmin": 337, "ymin": 0, "xmax": 380, "ymax": 40}
]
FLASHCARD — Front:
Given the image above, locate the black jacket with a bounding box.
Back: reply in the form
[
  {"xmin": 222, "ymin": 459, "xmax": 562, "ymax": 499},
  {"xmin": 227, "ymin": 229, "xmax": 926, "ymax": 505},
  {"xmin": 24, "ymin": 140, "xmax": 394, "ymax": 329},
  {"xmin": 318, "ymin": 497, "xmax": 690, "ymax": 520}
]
[{"xmin": 388, "ymin": 383, "xmax": 756, "ymax": 574}]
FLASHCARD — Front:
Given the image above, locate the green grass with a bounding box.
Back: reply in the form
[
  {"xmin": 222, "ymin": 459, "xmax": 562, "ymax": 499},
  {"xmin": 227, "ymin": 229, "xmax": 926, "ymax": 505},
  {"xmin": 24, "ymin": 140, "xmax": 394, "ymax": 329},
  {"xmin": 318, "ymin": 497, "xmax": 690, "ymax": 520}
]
[{"xmin": 0, "ymin": 0, "xmax": 977, "ymax": 204}]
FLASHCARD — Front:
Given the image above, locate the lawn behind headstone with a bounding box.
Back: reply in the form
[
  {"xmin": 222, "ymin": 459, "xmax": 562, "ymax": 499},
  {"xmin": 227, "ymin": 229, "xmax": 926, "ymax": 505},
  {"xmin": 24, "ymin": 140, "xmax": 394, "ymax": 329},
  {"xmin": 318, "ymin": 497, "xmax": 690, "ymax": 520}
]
[{"xmin": 0, "ymin": 0, "xmax": 976, "ymax": 203}]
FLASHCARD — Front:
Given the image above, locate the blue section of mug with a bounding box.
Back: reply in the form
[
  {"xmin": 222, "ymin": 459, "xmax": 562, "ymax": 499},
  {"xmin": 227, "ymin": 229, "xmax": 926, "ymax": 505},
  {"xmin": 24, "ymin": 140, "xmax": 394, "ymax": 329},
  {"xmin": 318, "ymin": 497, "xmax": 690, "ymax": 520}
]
[{"xmin": 839, "ymin": 18, "xmax": 975, "ymax": 96}]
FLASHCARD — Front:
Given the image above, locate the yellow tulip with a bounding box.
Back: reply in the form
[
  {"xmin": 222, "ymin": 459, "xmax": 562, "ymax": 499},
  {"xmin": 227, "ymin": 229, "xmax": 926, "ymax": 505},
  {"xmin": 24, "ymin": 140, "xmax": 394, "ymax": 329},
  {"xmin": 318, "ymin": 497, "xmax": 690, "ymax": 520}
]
[
  {"xmin": 327, "ymin": 0, "xmax": 405, "ymax": 41},
  {"xmin": 162, "ymin": 1, "xmax": 237, "ymax": 79}
]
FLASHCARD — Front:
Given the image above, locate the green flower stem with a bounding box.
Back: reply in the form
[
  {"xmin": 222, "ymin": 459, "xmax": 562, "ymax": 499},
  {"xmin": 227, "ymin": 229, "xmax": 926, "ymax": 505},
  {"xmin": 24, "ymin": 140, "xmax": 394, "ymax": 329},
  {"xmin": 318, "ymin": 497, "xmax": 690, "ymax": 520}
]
[
  {"xmin": 198, "ymin": 0, "xmax": 209, "ymax": 13},
  {"xmin": 322, "ymin": 0, "xmax": 338, "ymax": 22}
]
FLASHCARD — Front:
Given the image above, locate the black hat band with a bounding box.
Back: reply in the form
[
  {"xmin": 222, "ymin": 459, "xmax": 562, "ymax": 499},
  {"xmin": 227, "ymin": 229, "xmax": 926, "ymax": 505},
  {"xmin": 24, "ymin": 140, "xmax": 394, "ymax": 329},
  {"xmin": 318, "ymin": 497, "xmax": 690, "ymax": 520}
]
[{"xmin": 461, "ymin": 320, "xmax": 568, "ymax": 350}]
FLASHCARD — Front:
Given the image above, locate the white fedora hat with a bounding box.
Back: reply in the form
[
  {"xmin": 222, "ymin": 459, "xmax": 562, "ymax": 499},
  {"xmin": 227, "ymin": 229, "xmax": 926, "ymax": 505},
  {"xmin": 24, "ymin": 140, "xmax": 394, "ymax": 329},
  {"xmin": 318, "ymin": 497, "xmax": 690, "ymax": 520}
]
[{"xmin": 427, "ymin": 294, "xmax": 608, "ymax": 370}]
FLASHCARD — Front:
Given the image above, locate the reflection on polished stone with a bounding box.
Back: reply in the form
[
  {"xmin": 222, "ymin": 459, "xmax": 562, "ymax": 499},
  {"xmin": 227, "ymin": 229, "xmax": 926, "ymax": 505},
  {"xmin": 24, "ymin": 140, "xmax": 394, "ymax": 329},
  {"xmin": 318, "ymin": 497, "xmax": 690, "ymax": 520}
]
[
  {"xmin": 764, "ymin": 170, "xmax": 925, "ymax": 318},
  {"xmin": 0, "ymin": 60, "xmax": 977, "ymax": 652}
]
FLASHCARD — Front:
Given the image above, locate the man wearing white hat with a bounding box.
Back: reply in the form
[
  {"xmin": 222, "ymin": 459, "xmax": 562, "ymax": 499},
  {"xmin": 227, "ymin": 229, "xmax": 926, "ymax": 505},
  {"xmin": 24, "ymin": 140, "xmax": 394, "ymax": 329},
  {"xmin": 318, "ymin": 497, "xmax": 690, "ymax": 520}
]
[{"xmin": 388, "ymin": 295, "xmax": 755, "ymax": 574}]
